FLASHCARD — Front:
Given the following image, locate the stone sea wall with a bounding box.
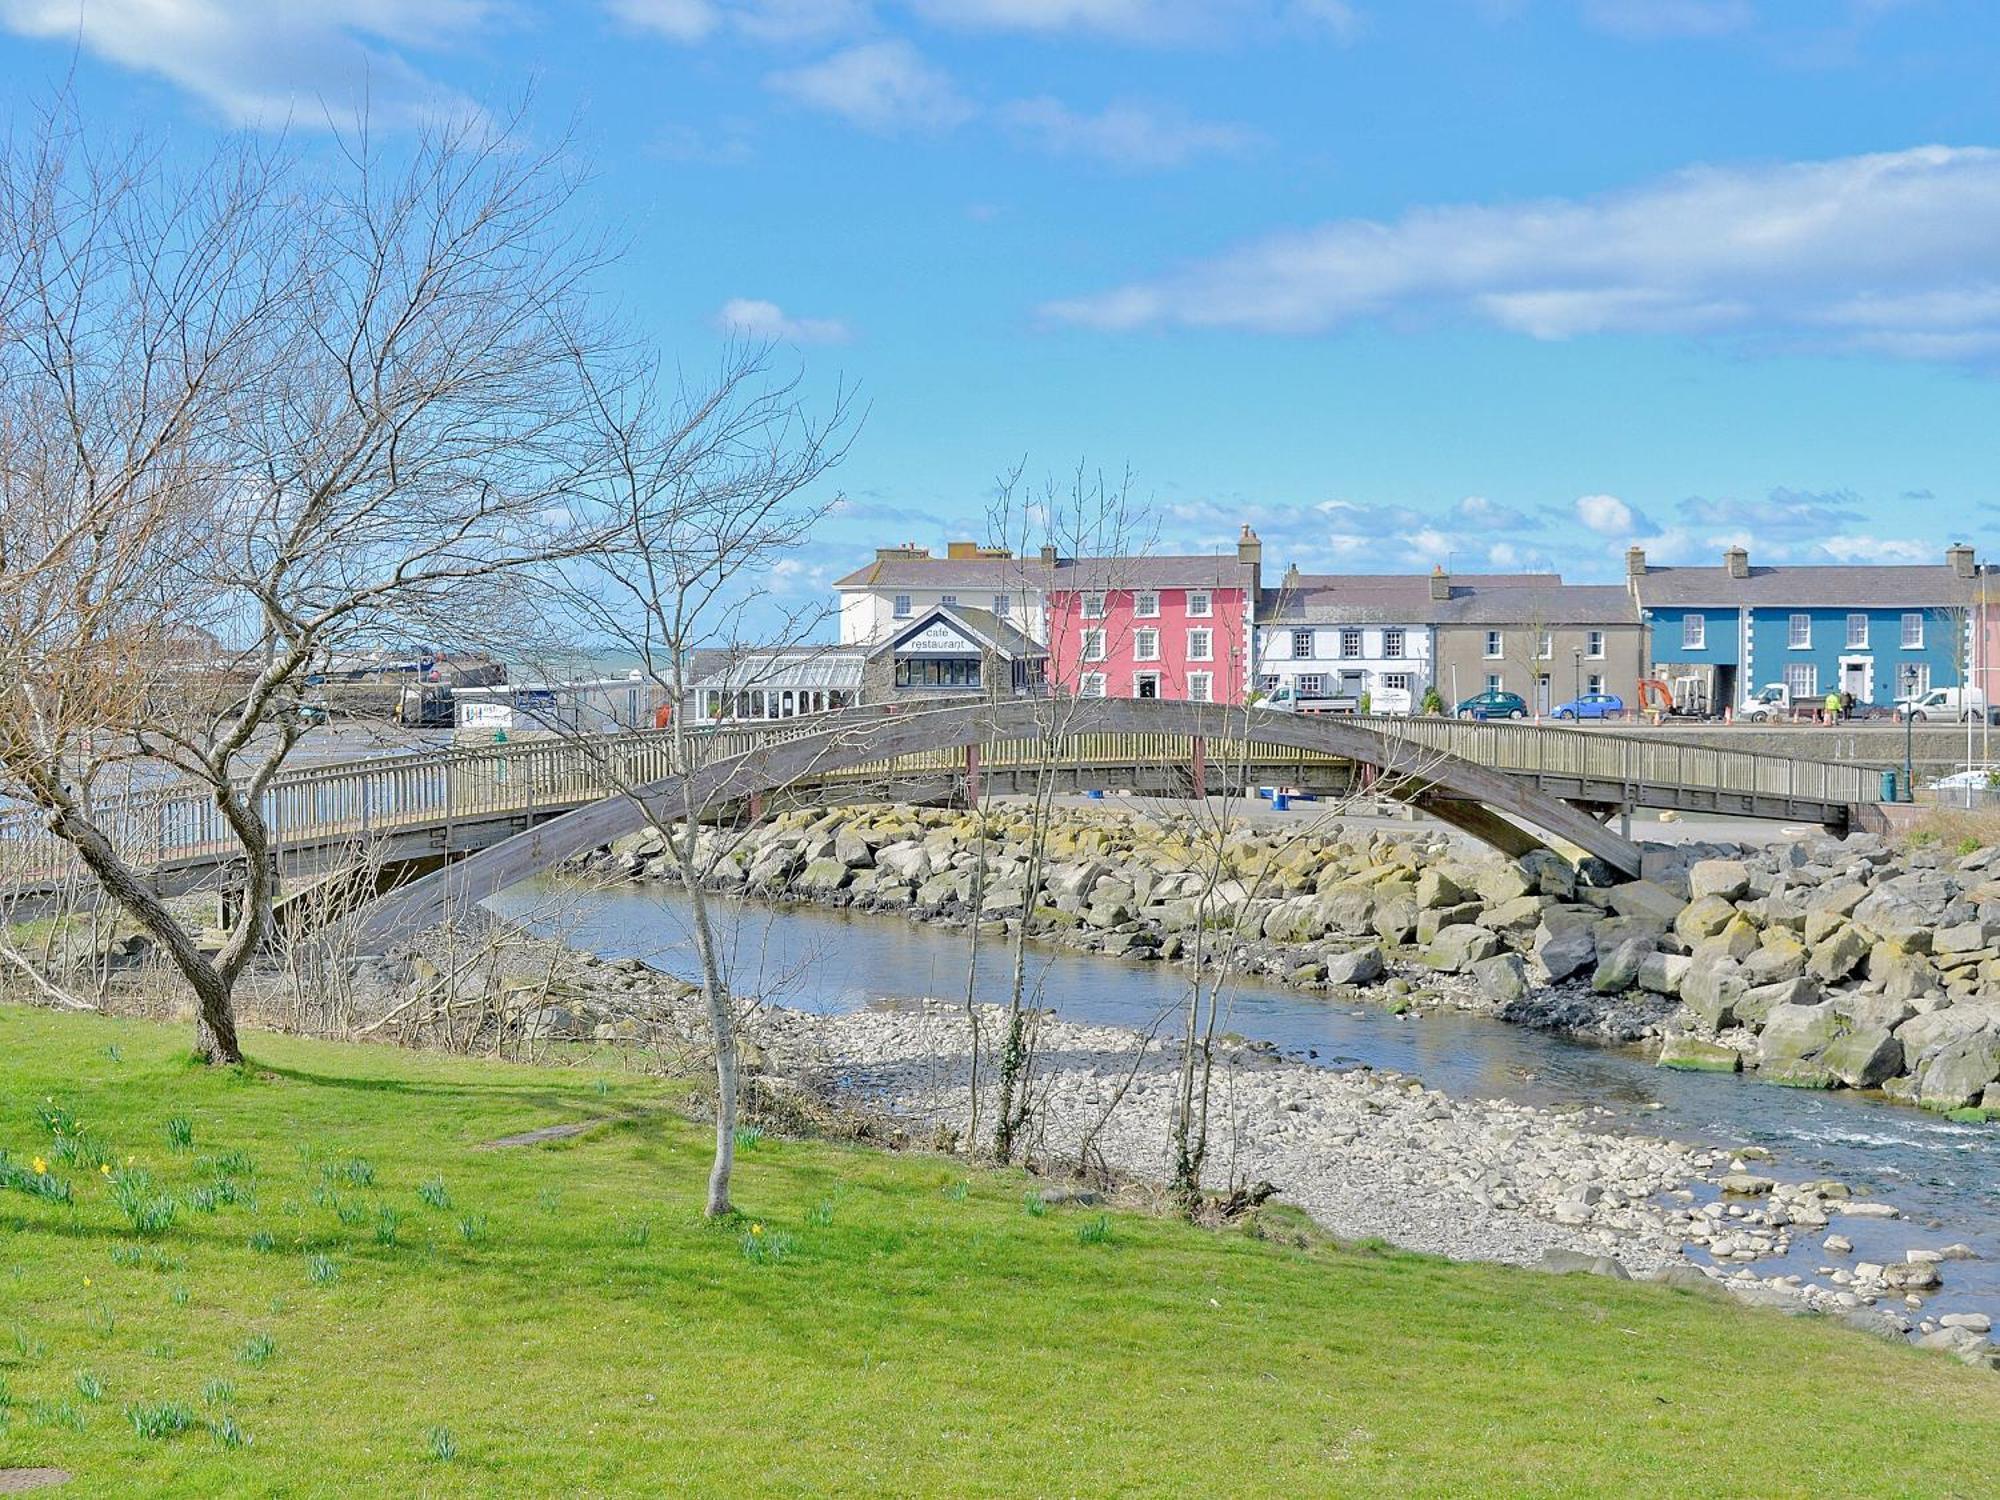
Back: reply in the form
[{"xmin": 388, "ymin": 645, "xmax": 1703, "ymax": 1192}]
[{"xmin": 588, "ymin": 805, "xmax": 2000, "ymax": 1118}]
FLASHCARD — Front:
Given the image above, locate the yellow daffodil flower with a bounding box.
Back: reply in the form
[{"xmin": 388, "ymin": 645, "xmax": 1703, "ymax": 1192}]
[{"xmin": 31, "ymin": 1156, "xmax": 47, "ymax": 1175}]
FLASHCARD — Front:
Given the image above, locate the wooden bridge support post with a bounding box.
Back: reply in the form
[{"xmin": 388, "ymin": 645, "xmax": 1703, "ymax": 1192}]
[
  {"xmin": 964, "ymin": 744, "xmax": 981, "ymax": 806},
  {"xmin": 1190, "ymin": 736, "xmax": 1206, "ymax": 802}
]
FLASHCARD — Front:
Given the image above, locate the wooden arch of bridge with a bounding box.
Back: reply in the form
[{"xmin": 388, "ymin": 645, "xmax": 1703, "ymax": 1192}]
[{"xmin": 351, "ymin": 697, "xmax": 1644, "ymax": 946}]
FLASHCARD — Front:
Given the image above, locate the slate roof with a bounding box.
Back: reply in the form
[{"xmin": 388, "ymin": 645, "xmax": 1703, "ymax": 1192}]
[
  {"xmin": 686, "ymin": 646, "xmax": 865, "ymax": 691},
  {"xmin": 1633, "ymin": 564, "xmax": 1977, "ymax": 610},
  {"xmin": 1433, "ymin": 584, "xmax": 1641, "ymax": 627},
  {"xmin": 1259, "ymin": 572, "xmax": 1567, "ymax": 625},
  {"xmin": 867, "ymin": 603, "xmax": 1044, "ymax": 661},
  {"xmin": 833, "ymin": 551, "xmax": 1255, "ymax": 593}
]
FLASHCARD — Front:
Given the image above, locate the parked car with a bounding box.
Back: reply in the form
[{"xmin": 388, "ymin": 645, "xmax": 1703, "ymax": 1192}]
[
  {"xmin": 1552, "ymin": 692, "xmax": 1624, "ymax": 721},
  {"xmin": 1894, "ymin": 687, "xmax": 1989, "ymax": 723},
  {"xmin": 1455, "ymin": 689, "xmax": 1528, "ymax": 720}
]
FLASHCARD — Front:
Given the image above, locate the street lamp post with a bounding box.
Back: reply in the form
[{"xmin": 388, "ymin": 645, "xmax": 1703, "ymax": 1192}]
[{"xmin": 1572, "ymin": 647, "xmax": 1582, "ymax": 705}]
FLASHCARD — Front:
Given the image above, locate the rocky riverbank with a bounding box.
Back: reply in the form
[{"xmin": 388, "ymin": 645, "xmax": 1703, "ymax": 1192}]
[{"xmin": 583, "ymin": 803, "xmax": 2000, "ymax": 1118}]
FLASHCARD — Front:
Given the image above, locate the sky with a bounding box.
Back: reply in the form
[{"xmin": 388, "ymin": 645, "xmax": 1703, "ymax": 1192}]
[{"xmin": 5, "ymin": 0, "xmax": 2000, "ymax": 615}]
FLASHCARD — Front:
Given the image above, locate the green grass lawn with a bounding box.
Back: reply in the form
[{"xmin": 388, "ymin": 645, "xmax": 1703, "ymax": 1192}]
[{"xmin": 1, "ymin": 1006, "xmax": 1995, "ymax": 1498}]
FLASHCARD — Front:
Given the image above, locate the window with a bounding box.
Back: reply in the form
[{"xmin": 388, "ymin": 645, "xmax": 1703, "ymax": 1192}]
[
  {"xmin": 1383, "ymin": 629, "xmax": 1405, "ymax": 658},
  {"xmin": 1681, "ymin": 614, "xmax": 1706, "ymax": 651},
  {"xmin": 1133, "ymin": 671, "xmax": 1160, "ymax": 700},
  {"xmin": 1381, "ymin": 672, "xmax": 1411, "ymax": 694},
  {"xmin": 1298, "ymin": 674, "xmax": 1325, "ymax": 696},
  {"xmin": 1134, "ymin": 628, "xmax": 1159, "ymax": 661},
  {"xmin": 1847, "ymin": 613, "xmax": 1869, "ymax": 649},
  {"xmin": 1789, "ymin": 613, "xmax": 1811, "ymax": 648},
  {"xmin": 1079, "ymin": 672, "xmax": 1106, "ymax": 698},
  {"xmin": 1587, "ymin": 674, "xmax": 1604, "ymax": 695},
  {"xmin": 893, "ymin": 593, "xmax": 912, "ymax": 619},
  {"xmin": 1785, "ymin": 663, "xmax": 1818, "ymax": 698},
  {"xmin": 895, "ymin": 659, "xmax": 982, "ymax": 689},
  {"xmin": 1187, "ymin": 628, "xmax": 1213, "ymax": 662},
  {"xmin": 1536, "ymin": 631, "xmax": 1553, "ymax": 659},
  {"xmin": 940, "ymin": 593, "xmax": 957, "ymax": 606},
  {"xmin": 1187, "ymin": 671, "xmax": 1213, "ymax": 703},
  {"xmin": 1587, "ymin": 630, "xmax": 1605, "ymax": 659},
  {"xmin": 1187, "ymin": 590, "xmax": 1212, "ymax": 618},
  {"xmin": 1291, "ymin": 629, "xmax": 1314, "ymax": 658},
  {"xmin": 1899, "ymin": 661, "xmax": 1930, "ymax": 697},
  {"xmin": 1082, "ymin": 628, "xmax": 1105, "ymax": 662},
  {"xmin": 1257, "ymin": 673, "xmax": 1279, "ymax": 692},
  {"xmin": 1340, "ymin": 629, "xmax": 1363, "ymax": 659},
  {"xmin": 1901, "ymin": 612, "xmax": 1923, "ymax": 649},
  {"xmin": 1136, "ymin": 591, "xmax": 1159, "ymax": 618},
  {"xmin": 1485, "ymin": 673, "xmax": 1503, "ymax": 693},
  {"xmin": 1082, "ymin": 592, "xmax": 1106, "ymax": 619},
  {"xmin": 993, "ymin": 593, "xmax": 1013, "ymax": 618},
  {"xmin": 1484, "ymin": 630, "xmax": 1503, "ymax": 659}
]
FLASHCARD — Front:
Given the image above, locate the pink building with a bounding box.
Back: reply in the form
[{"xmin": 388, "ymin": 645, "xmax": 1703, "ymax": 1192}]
[{"xmin": 1046, "ymin": 530, "xmax": 1261, "ymax": 703}]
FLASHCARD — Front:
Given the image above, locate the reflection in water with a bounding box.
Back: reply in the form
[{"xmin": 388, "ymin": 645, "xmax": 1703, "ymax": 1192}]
[{"xmin": 490, "ymin": 875, "xmax": 2000, "ymax": 1325}]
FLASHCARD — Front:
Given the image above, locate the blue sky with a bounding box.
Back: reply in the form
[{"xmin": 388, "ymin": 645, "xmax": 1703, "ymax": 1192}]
[{"xmin": 6, "ymin": 0, "xmax": 2000, "ymax": 608}]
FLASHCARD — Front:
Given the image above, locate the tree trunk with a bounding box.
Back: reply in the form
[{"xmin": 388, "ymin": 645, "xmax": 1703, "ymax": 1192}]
[
  {"xmin": 676, "ymin": 833, "xmax": 737, "ymax": 1218},
  {"xmin": 52, "ymin": 805, "xmax": 245, "ymax": 1065}
]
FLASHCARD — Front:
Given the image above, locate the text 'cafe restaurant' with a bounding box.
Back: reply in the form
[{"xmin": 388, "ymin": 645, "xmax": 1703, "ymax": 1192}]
[{"xmin": 865, "ymin": 604, "xmax": 1048, "ymax": 701}]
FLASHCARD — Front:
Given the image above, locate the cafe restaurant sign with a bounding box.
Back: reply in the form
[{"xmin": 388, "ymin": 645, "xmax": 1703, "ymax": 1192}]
[{"xmin": 900, "ymin": 619, "xmax": 983, "ymax": 656}]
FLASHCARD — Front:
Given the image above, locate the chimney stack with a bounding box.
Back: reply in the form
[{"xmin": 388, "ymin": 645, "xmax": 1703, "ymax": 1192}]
[
  {"xmin": 1626, "ymin": 545, "xmax": 1646, "ymax": 578},
  {"xmin": 876, "ymin": 542, "xmax": 929, "ymax": 562},
  {"xmin": 1039, "ymin": 543, "xmax": 1058, "ymax": 566},
  {"xmin": 1429, "ymin": 565, "xmax": 1450, "ymax": 602},
  {"xmin": 1948, "ymin": 542, "xmax": 1976, "ymax": 580},
  {"xmin": 1724, "ymin": 545, "xmax": 1750, "ymax": 580}
]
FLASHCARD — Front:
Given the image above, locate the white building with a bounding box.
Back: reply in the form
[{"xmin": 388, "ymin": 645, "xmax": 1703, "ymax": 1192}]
[
  {"xmin": 1254, "ymin": 572, "xmax": 1560, "ymax": 713},
  {"xmin": 834, "ymin": 542, "xmax": 1054, "ymax": 646},
  {"xmin": 453, "ymin": 674, "xmax": 667, "ymax": 739},
  {"xmin": 684, "ymin": 646, "xmax": 865, "ymax": 723}
]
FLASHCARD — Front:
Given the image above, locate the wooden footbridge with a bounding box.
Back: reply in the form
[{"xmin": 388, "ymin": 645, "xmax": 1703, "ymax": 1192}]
[{"xmin": 0, "ymin": 700, "xmax": 1882, "ymax": 936}]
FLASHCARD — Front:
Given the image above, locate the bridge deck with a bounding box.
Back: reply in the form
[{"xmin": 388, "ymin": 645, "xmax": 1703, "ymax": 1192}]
[{"xmin": 0, "ymin": 706, "xmax": 1878, "ymax": 903}]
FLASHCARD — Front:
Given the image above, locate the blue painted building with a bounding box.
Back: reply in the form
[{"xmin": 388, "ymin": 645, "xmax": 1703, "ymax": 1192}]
[{"xmin": 1627, "ymin": 544, "xmax": 1979, "ymax": 713}]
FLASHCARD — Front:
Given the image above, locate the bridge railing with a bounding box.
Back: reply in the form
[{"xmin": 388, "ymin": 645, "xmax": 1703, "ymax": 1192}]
[{"xmin": 1, "ymin": 706, "xmax": 1879, "ymax": 889}]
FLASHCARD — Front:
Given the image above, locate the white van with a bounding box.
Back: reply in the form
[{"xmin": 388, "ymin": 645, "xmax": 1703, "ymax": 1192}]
[{"xmin": 1894, "ymin": 687, "xmax": 1988, "ymax": 723}]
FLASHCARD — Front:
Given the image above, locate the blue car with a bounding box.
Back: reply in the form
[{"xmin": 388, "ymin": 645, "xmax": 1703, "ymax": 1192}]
[
  {"xmin": 1454, "ymin": 689, "xmax": 1529, "ymax": 720},
  {"xmin": 1552, "ymin": 692, "xmax": 1624, "ymax": 721}
]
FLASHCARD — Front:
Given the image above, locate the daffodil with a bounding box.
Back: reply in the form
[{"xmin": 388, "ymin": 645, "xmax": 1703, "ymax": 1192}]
[
  {"xmin": 750, "ymin": 1223, "xmax": 764, "ymax": 1236},
  {"xmin": 100, "ymin": 1164, "xmax": 112, "ymax": 1177},
  {"xmin": 83, "ymin": 1276, "xmax": 92, "ymax": 1288},
  {"xmin": 31, "ymin": 1156, "xmax": 47, "ymax": 1175}
]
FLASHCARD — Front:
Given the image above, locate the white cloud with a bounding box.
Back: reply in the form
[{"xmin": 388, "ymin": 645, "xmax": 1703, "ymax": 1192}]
[
  {"xmin": 766, "ymin": 38, "xmax": 972, "ymax": 132},
  {"xmin": 1579, "ymin": 0, "xmax": 1752, "ymax": 39},
  {"xmin": 1575, "ymin": 494, "xmax": 1636, "ymax": 535},
  {"xmin": 904, "ymin": 0, "xmax": 1361, "ymax": 43},
  {"xmin": 997, "ymin": 98, "xmax": 1258, "ymax": 169},
  {"xmin": 716, "ymin": 297, "xmax": 852, "ymax": 342},
  {"xmin": 0, "ymin": 0, "xmax": 491, "ymax": 127},
  {"xmin": 1042, "ymin": 144, "xmax": 2000, "ymax": 364},
  {"xmin": 608, "ymin": 0, "xmax": 870, "ymax": 44}
]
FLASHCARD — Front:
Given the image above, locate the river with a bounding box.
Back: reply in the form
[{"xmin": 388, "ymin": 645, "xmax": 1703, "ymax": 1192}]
[{"xmin": 490, "ymin": 875, "xmax": 2000, "ymax": 1329}]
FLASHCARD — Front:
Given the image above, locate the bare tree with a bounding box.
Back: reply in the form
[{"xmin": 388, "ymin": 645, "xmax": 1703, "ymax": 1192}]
[
  {"xmin": 531, "ymin": 343, "xmax": 856, "ymax": 1216},
  {"xmin": 0, "ymin": 100, "xmax": 625, "ymax": 1062}
]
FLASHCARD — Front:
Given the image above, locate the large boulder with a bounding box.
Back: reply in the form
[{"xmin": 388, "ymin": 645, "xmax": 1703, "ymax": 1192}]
[
  {"xmin": 1606, "ymin": 880, "xmax": 1687, "ymax": 924},
  {"xmin": 1820, "ymin": 1028, "xmax": 1904, "ymax": 1090},
  {"xmin": 832, "ymin": 826, "xmax": 876, "ymax": 869},
  {"xmin": 1317, "ymin": 886, "xmax": 1379, "ymax": 937},
  {"xmin": 1532, "ymin": 921, "xmax": 1597, "ymax": 982},
  {"xmin": 1323, "ymin": 945, "xmax": 1386, "ymax": 987},
  {"xmin": 1868, "ymin": 944, "xmax": 1940, "ymax": 1003},
  {"xmin": 1472, "ymin": 952, "xmax": 1529, "ymax": 1005},
  {"xmin": 1804, "ymin": 880, "xmax": 1869, "ymax": 918},
  {"xmin": 797, "ymin": 857, "xmax": 851, "ymax": 893},
  {"xmin": 1638, "ymin": 951, "xmax": 1691, "ymax": 996},
  {"xmin": 1736, "ymin": 976, "xmax": 1821, "ymax": 1027},
  {"xmin": 1757, "ymin": 1001, "xmax": 1844, "ymax": 1087},
  {"xmin": 1681, "ymin": 952, "xmax": 1746, "ymax": 1029},
  {"xmin": 1423, "ymin": 924, "xmax": 1503, "ymax": 973},
  {"xmin": 1915, "ymin": 1033, "xmax": 2000, "ymax": 1111},
  {"xmin": 1852, "ymin": 889, "xmax": 1935, "ymax": 952},
  {"xmin": 1415, "ymin": 867, "xmax": 1466, "ymax": 909},
  {"xmin": 1674, "ymin": 895, "xmax": 1738, "ymax": 945},
  {"xmin": 1688, "ymin": 859, "xmax": 1752, "ymax": 902},
  {"xmin": 1658, "ymin": 1034, "xmax": 1742, "ymax": 1073},
  {"xmin": 1520, "ymin": 850, "xmax": 1578, "ymax": 900},
  {"xmin": 1591, "ymin": 917, "xmax": 1663, "ymax": 994},
  {"xmin": 1741, "ymin": 935, "xmax": 1807, "ymax": 987},
  {"xmin": 875, "ymin": 841, "xmax": 930, "ymax": 883},
  {"xmin": 1805, "ymin": 923, "xmax": 1870, "ymax": 984},
  {"xmin": 1475, "ymin": 864, "xmax": 1535, "ymax": 906}
]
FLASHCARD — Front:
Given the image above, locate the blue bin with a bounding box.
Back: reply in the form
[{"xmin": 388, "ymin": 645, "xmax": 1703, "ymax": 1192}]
[
  {"xmin": 1880, "ymin": 769, "xmax": 1900, "ymax": 803},
  {"xmin": 1272, "ymin": 792, "xmax": 1291, "ymax": 812},
  {"xmin": 1086, "ymin": 789, "xmax": 1104, "ymax": 800}
]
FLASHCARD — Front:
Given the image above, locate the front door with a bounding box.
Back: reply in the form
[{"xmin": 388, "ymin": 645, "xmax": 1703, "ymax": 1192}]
[
  {"xmin": 1842, "ymin": 660, "xmax": 1868, "ymax": 705},
  {"xmin": 1536, "ymin": 674, "xmax": 1551, "ymax": 714}
]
